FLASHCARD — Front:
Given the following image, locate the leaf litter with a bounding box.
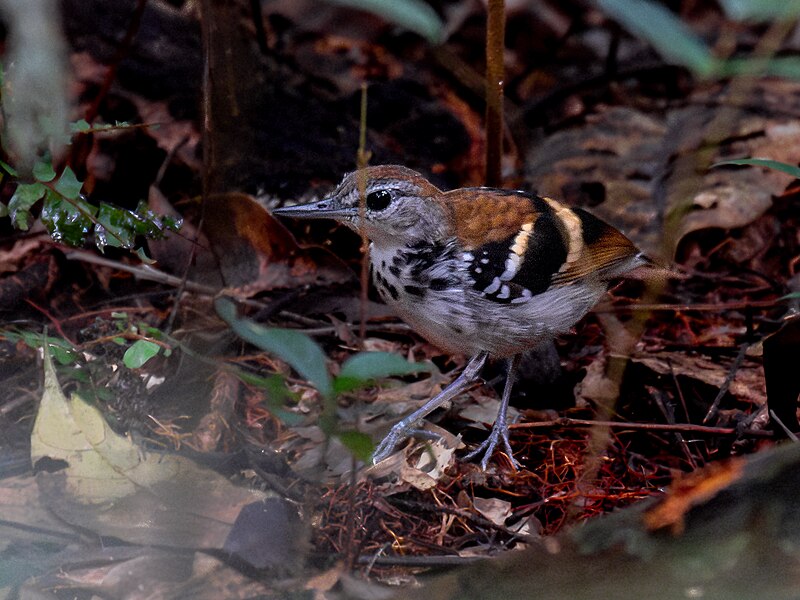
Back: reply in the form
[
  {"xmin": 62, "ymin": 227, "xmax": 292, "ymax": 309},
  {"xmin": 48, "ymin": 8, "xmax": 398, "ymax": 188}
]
[{"xmin": 2, "ymin": 0, "xmax": 800, "ymax": 596}]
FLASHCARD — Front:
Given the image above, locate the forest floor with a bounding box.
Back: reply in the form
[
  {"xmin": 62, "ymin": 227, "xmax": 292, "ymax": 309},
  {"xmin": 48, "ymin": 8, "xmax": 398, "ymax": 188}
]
[{"xmin": 1, "ymin": 1, "xmax": 798, "ymax": 598}]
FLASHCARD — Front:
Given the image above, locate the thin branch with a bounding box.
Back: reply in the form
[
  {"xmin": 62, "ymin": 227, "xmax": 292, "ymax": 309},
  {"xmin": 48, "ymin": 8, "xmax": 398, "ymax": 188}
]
[
  {"xmin": 484, "ymin": 0, "xmax": 505, "ymax": 186},
  {"xmin": 703, "ymin": 342, "xmax": 750, "ymax": 424},
  {"xmin": 511, "ymin": 417, "xmax": 773, "ymax": 438}
]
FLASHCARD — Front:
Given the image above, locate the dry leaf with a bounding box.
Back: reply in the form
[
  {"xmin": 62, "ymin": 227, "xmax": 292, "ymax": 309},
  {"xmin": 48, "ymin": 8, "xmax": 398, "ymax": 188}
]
[{"xmin": 31, "ymin": 350, "xmax": 269, "ymax": 548}]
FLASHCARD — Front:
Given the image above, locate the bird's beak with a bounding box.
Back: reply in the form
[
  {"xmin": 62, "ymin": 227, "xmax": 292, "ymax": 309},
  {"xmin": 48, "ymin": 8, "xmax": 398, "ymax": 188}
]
[{"xmin": 272, "ymin": 198, "xmax": 357, "ymax": 220}]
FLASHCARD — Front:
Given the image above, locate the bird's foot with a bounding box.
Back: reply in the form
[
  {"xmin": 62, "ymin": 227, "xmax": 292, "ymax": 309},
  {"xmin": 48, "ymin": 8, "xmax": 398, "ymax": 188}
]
[
  {"xmin": 372, "ymin": 422, "xmax": 441, "ymax": 464},
  {"xmin": 462, "ymin": 421, "xmax": 520, "ymax": 470}
]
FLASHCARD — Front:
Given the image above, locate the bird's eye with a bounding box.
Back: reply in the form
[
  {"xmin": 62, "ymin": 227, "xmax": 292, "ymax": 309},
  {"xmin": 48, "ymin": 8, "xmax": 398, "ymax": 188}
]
[{"xmin": 366, "ymin": 190, "xmax": 392, "ymax": 211}]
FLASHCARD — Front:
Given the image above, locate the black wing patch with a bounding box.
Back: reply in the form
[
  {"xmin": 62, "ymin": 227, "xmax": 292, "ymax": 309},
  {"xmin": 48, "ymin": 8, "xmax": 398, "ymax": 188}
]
[{"xmin": 466, "ymin": 202, "xmax": 568, "ymax": 303}]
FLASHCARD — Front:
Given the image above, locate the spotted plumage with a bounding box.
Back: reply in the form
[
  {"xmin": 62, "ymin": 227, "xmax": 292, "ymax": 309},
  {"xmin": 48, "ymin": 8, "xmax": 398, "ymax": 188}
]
[{"xmin": 274, "ymin": 165, "xmax": 652, "ymax": 469}]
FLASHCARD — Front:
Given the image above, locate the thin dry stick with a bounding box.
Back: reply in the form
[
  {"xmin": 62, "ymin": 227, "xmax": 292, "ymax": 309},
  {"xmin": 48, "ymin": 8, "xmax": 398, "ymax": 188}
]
[
  {"xmin": 484, "ymin": 0, "xmax": 505, "ymax": 187},
  {"xmin": 703, "ymin": 342, "xmax": 750, "ymax": 424},
  {"xmin": 357, "ymin": 82, "xmax": 371, "ymax": 344},
  {"xmin": 346, "ymin": 83, "xmax": 372, "ymax": 570},
  {"xmin": 164, "ymin": 0, "xmax": 218, "ymax": 335},
  {"xmin": 511, "ymin": 417, "xmax": 773, "ymax": 438}
]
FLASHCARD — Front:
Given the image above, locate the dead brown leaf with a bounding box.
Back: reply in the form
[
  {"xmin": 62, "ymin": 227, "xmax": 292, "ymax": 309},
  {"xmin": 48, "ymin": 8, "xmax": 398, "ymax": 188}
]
[
  {"xmin": 643, "ymin": 458, "xmax": 745, "ymax": 534},
  {"xmin": 633, "ymin": 350, "xmax": 766, "ymax": 406}
]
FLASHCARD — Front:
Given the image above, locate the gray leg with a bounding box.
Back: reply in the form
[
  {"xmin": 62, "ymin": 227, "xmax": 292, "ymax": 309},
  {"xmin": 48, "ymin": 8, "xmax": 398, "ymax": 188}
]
[
  {"xmin": 372, "ymin": 351, "xmax": 489, "ymax": 464},
  {"xmin": 463, "ymin": 354, "xmax": 522, "ymax": 470}
]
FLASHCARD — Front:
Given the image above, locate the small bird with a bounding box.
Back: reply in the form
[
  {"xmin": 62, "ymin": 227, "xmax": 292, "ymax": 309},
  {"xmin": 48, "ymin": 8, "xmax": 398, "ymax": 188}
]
[{"xmin": 274, "ymin": 165, "xmax": 650, "ymax": 469}]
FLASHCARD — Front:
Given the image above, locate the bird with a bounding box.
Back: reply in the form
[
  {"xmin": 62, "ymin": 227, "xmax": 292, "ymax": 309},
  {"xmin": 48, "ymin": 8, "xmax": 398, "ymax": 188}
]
[{"xmin": 273, "ymin": 165, "xmax": 651, "ymax": 469}]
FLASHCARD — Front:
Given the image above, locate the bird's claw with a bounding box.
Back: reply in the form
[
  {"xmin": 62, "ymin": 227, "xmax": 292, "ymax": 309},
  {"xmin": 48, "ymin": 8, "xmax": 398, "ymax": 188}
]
[
  {"xmin": 372, "ymin": 424, "xmax": 406, "ymax": 464},
  {"xmin": 462, "ymin": 424, "xmax": 520, "ymax": 470},
  {"xmin": 372, "ymin": 424, "xmax": 446, "ymax": 464}
]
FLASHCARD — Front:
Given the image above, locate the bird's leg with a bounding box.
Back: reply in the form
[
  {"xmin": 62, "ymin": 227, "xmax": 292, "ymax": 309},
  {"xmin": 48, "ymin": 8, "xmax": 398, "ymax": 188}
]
[
  {"xmin": 372, "ymin": 351, "xmax": 488, "ymax": 464},
  {"xmin": 463, "ymin": 354, "xmax": 522, "ymax": 470}
]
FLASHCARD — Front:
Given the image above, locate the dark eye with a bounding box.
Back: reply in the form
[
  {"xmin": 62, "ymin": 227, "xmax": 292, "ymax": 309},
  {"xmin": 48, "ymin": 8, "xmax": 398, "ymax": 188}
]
[{"xmin": 366, "ymin": 190, "xmax": 392, "ymax": 211}]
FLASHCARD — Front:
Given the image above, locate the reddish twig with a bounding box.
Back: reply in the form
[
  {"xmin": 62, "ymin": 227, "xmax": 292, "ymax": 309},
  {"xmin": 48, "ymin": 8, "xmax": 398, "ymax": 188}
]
[
  {"xmin": 511, "ymin": 418, "xmax": 773, "ymax": 438},
  {"xmin": 23, "ymin": 299, "xmax": 77, "ymax": 345}
]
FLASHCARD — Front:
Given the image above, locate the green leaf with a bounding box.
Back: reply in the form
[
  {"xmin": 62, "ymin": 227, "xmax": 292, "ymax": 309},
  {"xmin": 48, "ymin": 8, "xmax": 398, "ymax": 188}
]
[
  {"xmin": 32, "ymin": 160, "xmax": 56, "ymax": 183},
  {"xmin": 594, "ymin": 0, "xmax": 716, "ymax": 76},
  {"xmin": 72, "ymin": 119, "xmax": 92, "ymax": 133},
  {"xmin": 49, "ymin": 343, "xmax": 79, "ymax": 366},
  {"xmin": 54, "ymin": 166, "xmax": 84, "ymax": 200},
  {"xmin": 236, "ymin": 370, "xmax": 304, "ymax": 425},
  {"xmin": 715, "ymin": 56, "xmax": 800, "ymax": 79},
  {"xmin": 92, "ymin": 200, "xmax": 183, "ymax": 252},
  {"xmin": 324, "ymin": 0, "xmax": 443, "ymax": 43},
  {"xmin": 711, "ymin": 158, "xmax": 800, "ymax": 179},
  {"xmin": 65, "ymin": 368, "xmax": 90, "ymax": 383},
  {"xmin": 781, "ymin": 292, "xmax": 800, "ymax": 300},
  {"xmin": 132, "ymin": 200, "xmax": 183, "ymax": 235},
  {"xmin": 334, "ymin": 351, "xmax": 430, "ymax": 393},
  {"xmin": 123, "ymin": 339, "xmax": 161, "ymax": 369},
  {"xmin": 40, "ymin": 190, "xmax": 96, "ymax": 246},
  {"xmin": 12, "ymin": 329, "xmax": 77, "ymax": 364},
  {"xmin": 8, "ymin": 182, "xmax": 46, "ymax": 230},
  {"xmin": 0, "ymin": 202, "xmax": 7, "ymax": 218},
  {"xmin": 96, "ymin": 203, "xmax": 136, "ymax": 249},
  {"xmin": 215, "ymin": 297, "xmax": 333, "ymax": 398},
  {"xmin": 136, "ymin": 247, "xmax": 157, "ymax": 264},
  {"xmin": 0, "ymin": 159, "xmax": 18, "ymax": 176},
  {"xmin": 718, "ymin": 0, "xmax": 800, "ymax": 21},
  {"xmin": 337, "ymin": 430, "xmax": 374, "ymax": 462}
]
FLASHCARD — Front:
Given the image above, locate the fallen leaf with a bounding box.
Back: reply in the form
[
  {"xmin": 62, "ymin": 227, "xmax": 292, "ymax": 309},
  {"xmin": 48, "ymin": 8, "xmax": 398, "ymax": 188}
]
[
  {"xmin": 643, "ymin": 459, "xmax": 745, "ymax": 534},
  {"xmin": 203, "ymin": 192, "xmax": 354, "ymax": 294},
  {"xmin": 473, "ymin": 496, "xmax": 513, "ymax": 527},
  {"xmin": 0, "ymin": 475, "xmax": 77, "ymax": 550},
  {"xmin": 31, "ymin": 348, "xmax": 268, "ymax": 549},
  {"xmin": 633, "ymin": 350, "xmax": 766, "ymax": 406}
]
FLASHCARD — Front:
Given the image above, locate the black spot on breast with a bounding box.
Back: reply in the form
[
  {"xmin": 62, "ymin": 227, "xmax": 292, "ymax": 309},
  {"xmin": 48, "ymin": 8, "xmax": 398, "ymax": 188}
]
[
  {"xmin": 429, "ymin": 278, "xmax": 451, "ymax": 291},
  {"xmin": 404, "ymin": 285, "xmax": 425, "ymax": 298},
  {"xmin": 392, "ymin": 254, "xmax": 403, "ymax": 266},
  {"xmin": 399, "ymin": 242, "xmax": 454, "ymax": 281},
  {"xmin": 386, "ymin": 283, "xmax": 399, "ymax": 300},
  {"xmin": 389, "ymin": 265, "xmax": 401, "ymax": 277}
]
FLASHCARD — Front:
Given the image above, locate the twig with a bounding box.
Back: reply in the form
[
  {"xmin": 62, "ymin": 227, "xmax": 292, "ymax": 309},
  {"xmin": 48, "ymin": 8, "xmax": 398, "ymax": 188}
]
[
  {"xmin": 484, "ymin": 0, "xmax": 505, "ymax": 186},
  {"xmin": 64, "ymin": 250, "xmax": 219, "ymax": 295},
  {"xmin": 389, "ymin": 498, "xmax": 537, "ymax": 544},
  {"xmin": 703, "ymin": 342, "xmax": 750, "ymax": 424},
  {"xmin": 356, "ymin": 82, "xmax": 371, "ymax": 345},
  {"xmin": 595, "ymin": 298, "xmax": 792, "ymax": 313},
  {"xmin": 23, "ymin": 299, "xmax": 77, "ymax": 345},
  {"xmin": 652, "ymin": 387, "xmax": 697, "ymax": 469},
  {"xmin": 770, "ymin": 409, "xmax": 800, "ymax": 442},
  {"xmin": 356, "ymin": 554, "xmax": 484, "ymax": 567},
  {"xmin": 511, "ymin": 417, "xmax": 773, "ymax": 438}
]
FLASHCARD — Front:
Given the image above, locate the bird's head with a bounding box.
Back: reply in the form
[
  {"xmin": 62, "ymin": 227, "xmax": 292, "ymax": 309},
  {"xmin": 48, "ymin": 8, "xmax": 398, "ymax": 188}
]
[{"xmin": 273, "ymin": 165, "xmax": 449, "ymax": 245}]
